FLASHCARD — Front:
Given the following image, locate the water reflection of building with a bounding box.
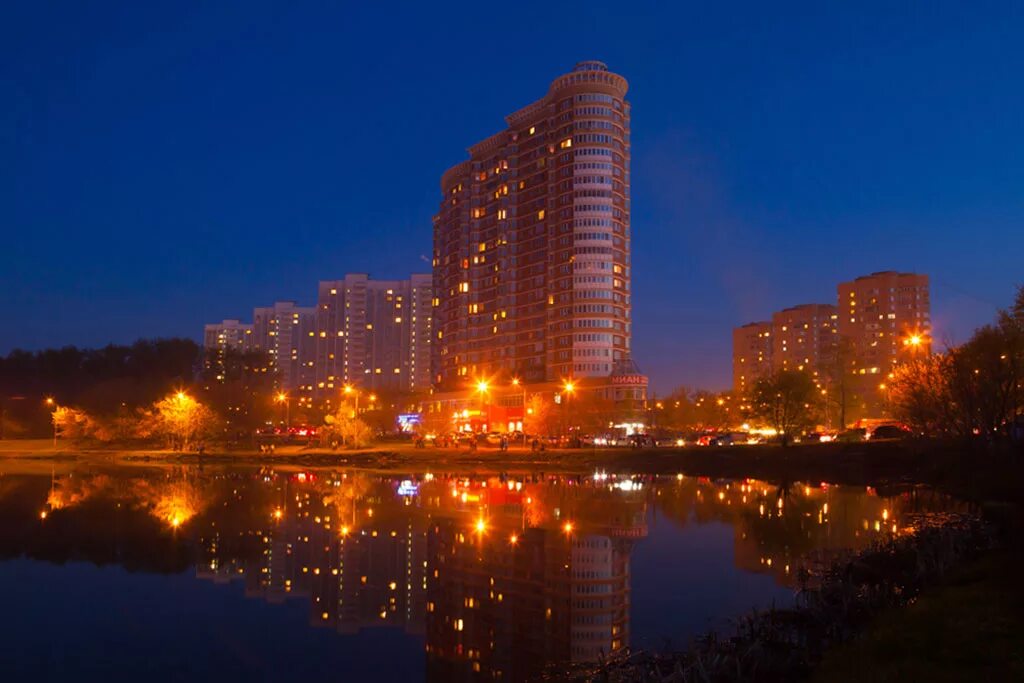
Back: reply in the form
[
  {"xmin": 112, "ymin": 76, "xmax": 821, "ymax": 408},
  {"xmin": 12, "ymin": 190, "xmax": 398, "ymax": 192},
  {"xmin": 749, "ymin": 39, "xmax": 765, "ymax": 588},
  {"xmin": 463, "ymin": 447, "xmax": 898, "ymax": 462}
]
[
  {"xmin": 424, "ymin": 482, "xmax": 646, "ymax": 682},
  {"xmin": 195, "ymin": 476, "xmax": 429, "ymax": 636},
  {"xmin": 655, "ymin": 478, "xmax": 970, "ymax": 588},
  {"xmin": 10, "ymin": 467, "xmax": 976, "ymax": 683}
]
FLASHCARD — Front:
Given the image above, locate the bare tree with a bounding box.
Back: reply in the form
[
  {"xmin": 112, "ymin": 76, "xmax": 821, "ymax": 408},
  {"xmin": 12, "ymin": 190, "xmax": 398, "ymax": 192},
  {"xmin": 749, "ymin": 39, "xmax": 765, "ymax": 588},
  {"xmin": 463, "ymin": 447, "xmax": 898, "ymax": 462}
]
[{"xmin": 750, "ymin": 371, "xmax": 820, "ymax": 445}]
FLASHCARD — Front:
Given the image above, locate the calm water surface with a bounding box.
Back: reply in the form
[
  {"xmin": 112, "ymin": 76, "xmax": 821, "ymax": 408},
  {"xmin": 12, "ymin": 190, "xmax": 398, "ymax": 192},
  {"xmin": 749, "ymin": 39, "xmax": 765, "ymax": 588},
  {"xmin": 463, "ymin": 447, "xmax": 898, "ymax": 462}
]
[{"xmin": 0, "ymin": 464, "xmax": 965, "ymax": 681}]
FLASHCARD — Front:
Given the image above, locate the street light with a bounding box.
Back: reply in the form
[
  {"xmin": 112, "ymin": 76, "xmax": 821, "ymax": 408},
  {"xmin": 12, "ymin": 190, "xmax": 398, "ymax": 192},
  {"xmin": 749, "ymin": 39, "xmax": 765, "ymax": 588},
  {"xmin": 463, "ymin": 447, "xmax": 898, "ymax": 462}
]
[
  {"xmin": 275, "ymin": 392, "xmax": 290, "ymax": 428},
  {"xmin": 512, "ymin": 378, "xmax": 527, "ymax": 446},
  {"xmin": 475, "ymin": 380, "xmax": 490, "ymax": 432},
  {"xmin": 562, "ymin": 380, "xmax": 575, "ymax": 439},
  {"xmin": 343, "ymin": 384, "xmax": 359, "ymax": 415},
  {"xmin": 45, "ymin": 398, "xmax": 57, "ymax": 448}
]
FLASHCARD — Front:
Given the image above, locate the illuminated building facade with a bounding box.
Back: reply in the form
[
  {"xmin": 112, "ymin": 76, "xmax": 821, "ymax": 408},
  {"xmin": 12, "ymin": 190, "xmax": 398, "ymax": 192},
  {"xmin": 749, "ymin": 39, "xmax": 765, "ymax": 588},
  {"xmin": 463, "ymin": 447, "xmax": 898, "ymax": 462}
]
[
  {"xmin": 770, "ymin": 304, "xmax": 838, "ymax": 382},
  {"xmin": 433, "ymin": 61, "xmax": 633, "ymax": 394},
  {"xmin": 314, "ymin": 273, "xmax": 432, "ymax": 398},
  {"xmin": 731, "ymin": 321, "xmax": 773, "ymax": 395},
  {"xmin": 732, "ymin": 271, "xmax": 930, "ymax": 420},
  {"xmin": 252, "ymin": 301, "xmax": 317, "ymax": 400},
  {"xmin": 837, "ymin": 271, "xmax": 931, "ymax": 376},
  {"xmin": 203, "ymin": 319, "xmax": 254, "ymax": 352},
  {"xmin": 202, "ymin": 318, "xmax": 255, "ymax": 382}
]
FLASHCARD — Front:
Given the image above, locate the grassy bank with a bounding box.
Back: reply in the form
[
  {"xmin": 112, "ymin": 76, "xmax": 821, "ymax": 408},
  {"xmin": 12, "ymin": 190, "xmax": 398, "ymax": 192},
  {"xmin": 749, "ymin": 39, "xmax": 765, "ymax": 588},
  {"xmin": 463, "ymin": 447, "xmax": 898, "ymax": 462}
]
[{"xmin": 811, "ymin": 550, "xmax": 1024, "ymax": 682}]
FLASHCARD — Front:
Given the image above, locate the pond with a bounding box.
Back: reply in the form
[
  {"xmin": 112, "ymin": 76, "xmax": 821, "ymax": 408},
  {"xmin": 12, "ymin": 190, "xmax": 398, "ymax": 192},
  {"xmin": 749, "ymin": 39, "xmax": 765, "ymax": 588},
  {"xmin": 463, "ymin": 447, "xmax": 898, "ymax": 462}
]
[{"xmin": 0, "ymin": 464, "xmax": 966, "ymax": 682}]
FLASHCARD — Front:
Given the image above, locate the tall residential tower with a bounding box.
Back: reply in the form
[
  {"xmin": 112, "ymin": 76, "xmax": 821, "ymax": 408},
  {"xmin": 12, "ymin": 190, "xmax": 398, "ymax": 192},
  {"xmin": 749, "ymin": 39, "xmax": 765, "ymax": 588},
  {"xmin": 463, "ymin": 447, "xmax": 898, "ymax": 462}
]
[{"xmin": 433, "ymin": 61, "xmax": 632, "ymax": 392}]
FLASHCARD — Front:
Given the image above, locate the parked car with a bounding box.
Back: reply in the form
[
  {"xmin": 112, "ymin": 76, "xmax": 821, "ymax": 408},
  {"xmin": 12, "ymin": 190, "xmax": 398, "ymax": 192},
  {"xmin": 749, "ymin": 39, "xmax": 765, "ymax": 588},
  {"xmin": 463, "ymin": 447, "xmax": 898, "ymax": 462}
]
[
  {"xmin": 712, "ymin": 432, "xmax": 750, "ymax": 446},
  {"xmin": 836, "ymin": 428, "xmax": 867, "ymax": 443},
  {"xmin": 871, "ymin": 424, "xmax": 911, "ymax": 440}
]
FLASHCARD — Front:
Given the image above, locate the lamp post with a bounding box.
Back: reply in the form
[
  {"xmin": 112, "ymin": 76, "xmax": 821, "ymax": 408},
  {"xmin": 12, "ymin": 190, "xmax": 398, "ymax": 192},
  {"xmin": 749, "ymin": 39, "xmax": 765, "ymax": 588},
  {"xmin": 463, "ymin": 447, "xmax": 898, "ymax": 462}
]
[
  {"xmin": 45, "ymin": 397, "xmax": 56, "ymax": 448},
  {"xmin": 512, "ymin": 378, "xmax": 527, "ymax": 447},
  {"xmin": 902, "ymin": 333, "xmax": 929, "ymax": 357},
  {"xmin": 343, "ymin": 384, "xmax": 359, "ymax": 416},
  {"xmin": 276, "ymin": 392, "xmax": 290, "ymax": 429},
  {"xmin": 562, "ymin": 380, "xmax": 575, "ymax": 441},
  {"xmin": 475, "ymin": 380, "xmax": 489, "ymax": 433}
]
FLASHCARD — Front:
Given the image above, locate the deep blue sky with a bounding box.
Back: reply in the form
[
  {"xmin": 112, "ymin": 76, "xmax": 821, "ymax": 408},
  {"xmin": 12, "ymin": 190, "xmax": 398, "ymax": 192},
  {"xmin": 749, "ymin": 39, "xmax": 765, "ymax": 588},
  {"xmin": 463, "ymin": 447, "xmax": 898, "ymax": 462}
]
[{"xmin": 3, "ymin": 1, "xmax": 1021, "ymax": 392}]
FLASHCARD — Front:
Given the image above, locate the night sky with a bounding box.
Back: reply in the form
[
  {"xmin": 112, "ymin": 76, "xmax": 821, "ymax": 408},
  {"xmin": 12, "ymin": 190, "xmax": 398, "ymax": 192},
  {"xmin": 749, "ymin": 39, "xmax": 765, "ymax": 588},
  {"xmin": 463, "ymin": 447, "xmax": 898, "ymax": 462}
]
[{"xmin": 3, "ymin": 2, "xmax": 1021, "ymax": 392}]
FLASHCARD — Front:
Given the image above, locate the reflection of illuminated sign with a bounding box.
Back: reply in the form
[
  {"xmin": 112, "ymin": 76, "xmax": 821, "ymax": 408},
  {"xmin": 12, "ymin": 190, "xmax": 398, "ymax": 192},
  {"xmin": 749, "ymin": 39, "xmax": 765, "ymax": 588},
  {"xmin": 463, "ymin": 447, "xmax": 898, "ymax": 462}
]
[{"xmin": 397, "ymin": 480, "xmax": 418, "ymax": 496}]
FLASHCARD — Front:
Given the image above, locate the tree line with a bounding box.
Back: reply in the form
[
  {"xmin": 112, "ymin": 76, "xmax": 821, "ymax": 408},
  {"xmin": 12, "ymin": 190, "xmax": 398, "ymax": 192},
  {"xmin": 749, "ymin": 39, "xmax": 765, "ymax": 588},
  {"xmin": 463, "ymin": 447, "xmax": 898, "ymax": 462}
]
[{"xmin": 889, "ymin": 286, "xmax": 1024, "ymax": 442}]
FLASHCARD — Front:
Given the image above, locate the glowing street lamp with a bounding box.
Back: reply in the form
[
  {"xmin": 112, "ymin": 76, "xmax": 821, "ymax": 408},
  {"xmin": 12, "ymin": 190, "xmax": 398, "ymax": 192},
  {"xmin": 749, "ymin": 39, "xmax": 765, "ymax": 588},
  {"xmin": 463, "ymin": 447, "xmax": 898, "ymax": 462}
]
[
  {"xmin": 512, "ymin": 377, "xmax": 527, "ymax": 446},
  {"xmin": 562, "ymin": 380, "xmax": 575, "ymax": 438},
  {"xmin": 902, "ymin": 333, "xmax": 929, "ymax": 356},
  {"xmin": 475, "ymin": 380, "xmax": 490, "ymax": 432},
  {"xmin": 45, "ymin": 397, "xmax": 58, "ymax": 447},
  {"xmin": 275, "ymin": 392, "xmax": 290, "ymax": 428},
  {"xmin": 343, "ymin": 384, "xmax": 360, "ymax": 414}
]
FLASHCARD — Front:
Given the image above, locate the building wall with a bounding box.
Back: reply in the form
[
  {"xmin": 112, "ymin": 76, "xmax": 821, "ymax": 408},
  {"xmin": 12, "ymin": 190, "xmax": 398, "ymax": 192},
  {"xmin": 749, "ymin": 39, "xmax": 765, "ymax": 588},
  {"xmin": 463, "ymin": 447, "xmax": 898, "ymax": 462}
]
[
  {"xmin": 770, "ymin": 304, "xmax": 838, "ymax": 384},
  {"xmin": 251, "ymin": 301, "xmax": 317, "ymax": 400},
  {"xmin": 837, "ymin": 271, "xmax": 931, "ymax": 376},
  {"xmin": 314, "ymin": 273, "xmax": 433, "ymax": 398},
  {"xmin": 433, "ymin": 61, "xmax": 631, "ymax": 391},
  {"xmin": 730, "ymin": 271, "xmax": 931, "ymax": 420},
  {"xmin": 203, "ymin": 319, "xmax": 254, "ymax": 352},
  {"xmin": 732, "ymin": 321, "xmax": 772, "ymax": 394}
]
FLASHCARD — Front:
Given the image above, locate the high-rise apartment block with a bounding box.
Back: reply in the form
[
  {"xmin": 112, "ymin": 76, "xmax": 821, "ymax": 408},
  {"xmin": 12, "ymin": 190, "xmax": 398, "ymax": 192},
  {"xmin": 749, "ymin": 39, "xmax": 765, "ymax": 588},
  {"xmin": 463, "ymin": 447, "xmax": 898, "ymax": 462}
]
[
  {"xmin": 204, "ymin": 274, "xmax": 432, "ymax": 403},
  {"xmin": 771, "ymin": 304, "xmax": 838, "ymax": 380},
  {"xmin": 731, "ymin": 321, "xmax": 773, "ymax": 396},
  {"xmin": 314, "ymin": 273, "xmax": 432, "ymax": 396},
  {"xmin": 732, "ymin": 271, "xmax": 930, "ymax": 420},
  {"xmin": 433, "ymin": 61, "xmax": 632, "ymax": 391},
  {"xmin": 837, "ymin": 271, "xmax": 931, "ymax": 376},
  {"xmin": 252, "ymin": 301, "xmax": 317, "ymax": 401},
  {"xmin": 203, "ymin": 319, "xmax": 254, "ymax": 353}
]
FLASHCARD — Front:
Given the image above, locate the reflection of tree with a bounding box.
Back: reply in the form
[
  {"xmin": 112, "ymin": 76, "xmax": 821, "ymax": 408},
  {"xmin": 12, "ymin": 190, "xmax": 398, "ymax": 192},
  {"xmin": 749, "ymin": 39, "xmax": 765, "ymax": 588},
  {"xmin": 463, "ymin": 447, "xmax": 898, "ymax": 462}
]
[
  {"xmin": 134, "ymin": 473, "xmax": 208, "ymax": 528},
  {"xmin": 47, "ymin": 474, "xmax": 113, "ymax": 511}
]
